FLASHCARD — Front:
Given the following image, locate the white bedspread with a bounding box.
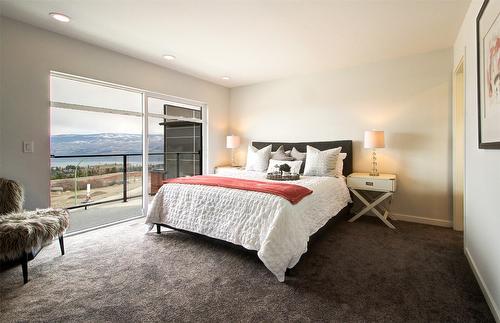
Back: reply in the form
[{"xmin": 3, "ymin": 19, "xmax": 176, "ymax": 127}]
[{"xmin": 145, "ymin": 170, "xmax": 351, "ymax": 282}]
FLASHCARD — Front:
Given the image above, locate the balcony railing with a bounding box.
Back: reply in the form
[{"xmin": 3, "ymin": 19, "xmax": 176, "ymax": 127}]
[{"xmin": 50, "ymin": 152, "xmax": 201, "ymax": 210}]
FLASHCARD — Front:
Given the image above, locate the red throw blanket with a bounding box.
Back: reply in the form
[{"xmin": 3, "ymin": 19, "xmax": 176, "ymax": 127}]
[{"xmin": 163, "ymin": 176, "xmax": 313, "ymax": 204}]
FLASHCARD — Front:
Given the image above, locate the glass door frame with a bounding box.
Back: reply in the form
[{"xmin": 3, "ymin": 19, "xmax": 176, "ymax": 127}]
[{"xmin": 142, "ymin": 92, "xmax": 208, "ymax": 216}]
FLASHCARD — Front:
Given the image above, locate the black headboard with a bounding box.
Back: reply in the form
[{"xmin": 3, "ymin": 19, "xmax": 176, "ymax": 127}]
[{"xmin": 252, "ymin": 140, "xmax": 353, "ymax": 176}]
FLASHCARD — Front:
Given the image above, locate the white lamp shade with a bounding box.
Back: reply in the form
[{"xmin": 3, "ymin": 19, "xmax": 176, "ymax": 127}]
[
  {"xmin": 364, "ymin": 130, "xmax": 385, "ymax": 149},
  {"xmin": 226, "ymin": 135, "xmax": 240, "ymax": 149}
]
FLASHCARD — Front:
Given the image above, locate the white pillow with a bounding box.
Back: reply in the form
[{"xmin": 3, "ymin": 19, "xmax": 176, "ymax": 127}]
[
  {"xmin": 245, "ymin": 144, "xmax": 272, "ymax": 172},
  {"xmin": 336, "ymin": 153, "xmax": 347, "ymax": 176},
  {"xmin": 267, "ymin": 159, "xmax": 303, "ymax": 174},
  {"xmin": 303, "ymin": 145, "xmax": 342, "ymax": 176}
]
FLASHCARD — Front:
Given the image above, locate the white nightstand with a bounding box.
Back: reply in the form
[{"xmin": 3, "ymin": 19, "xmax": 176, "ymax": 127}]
[
  {"xmin": 347, "ymin": 172, "xmax": 397, "ymax": 229},
  {"xmin": 214, "ymin": 165, "xmax": 244, "ymax": 175}
]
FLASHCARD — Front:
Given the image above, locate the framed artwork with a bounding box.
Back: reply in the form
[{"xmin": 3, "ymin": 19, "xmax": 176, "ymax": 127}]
[{"xmin": 477, "ymin": 0, "xmax": 500, "ymax": 149}]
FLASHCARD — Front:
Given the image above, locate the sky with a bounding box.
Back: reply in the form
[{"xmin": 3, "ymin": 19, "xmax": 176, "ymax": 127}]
[
  {"xmin": 50, "ymin": 108, "xmax": 144, "ymax": 135},
  {"xmin": 50, "ymin": 76, "xmax": 168, "ymax": 135}
]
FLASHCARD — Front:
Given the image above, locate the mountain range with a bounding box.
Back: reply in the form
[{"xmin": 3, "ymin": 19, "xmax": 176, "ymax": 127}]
[{"xmin": 50, "ymin": 133, "xmax": 163, "ymax": 156}]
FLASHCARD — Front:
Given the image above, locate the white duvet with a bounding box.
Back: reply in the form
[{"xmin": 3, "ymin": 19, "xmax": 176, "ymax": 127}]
[{"xmin": 145, "ymin": 170, "xmax": 351, "ymax": 282}]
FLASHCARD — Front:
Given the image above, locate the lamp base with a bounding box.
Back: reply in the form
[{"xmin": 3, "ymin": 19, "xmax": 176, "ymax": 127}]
[
  {"xmin": 370, "ymin": 149, "xmax": 379, "ymax": 176},
  {"xmin": 230, "ymin": 149, "xmax": 236, "ymax": 167}
]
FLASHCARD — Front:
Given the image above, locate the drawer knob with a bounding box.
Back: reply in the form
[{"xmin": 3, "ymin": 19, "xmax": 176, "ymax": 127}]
[{"xmin": 365, "ymin": 181, "xmax": 374, "ymax": 186}]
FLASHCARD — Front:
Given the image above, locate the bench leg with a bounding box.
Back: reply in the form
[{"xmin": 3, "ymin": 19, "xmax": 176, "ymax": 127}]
[
  {"xmin": 21, "ymin": 252, "xmax": 28, "ymax": 284},
  {"xmin": 59, "ymin": 236, "xmax": 65, "ymax": 255},
  {"xmin": 156, "ymin": 224, "xmax": 161, "ymax": 234}
]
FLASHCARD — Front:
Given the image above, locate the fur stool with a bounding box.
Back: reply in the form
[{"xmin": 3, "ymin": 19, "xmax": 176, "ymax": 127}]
[{"xmin": 0, "ymin": 178, "xmax": 69, "ymax": 284}]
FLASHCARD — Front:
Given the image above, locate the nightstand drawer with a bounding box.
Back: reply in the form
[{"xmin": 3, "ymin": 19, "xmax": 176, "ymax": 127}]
[{"xmin": 347, "ymin": 176, "xmax": 396, "ymax": 192}]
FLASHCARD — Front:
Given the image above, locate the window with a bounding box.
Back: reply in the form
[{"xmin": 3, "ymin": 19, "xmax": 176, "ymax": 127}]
[{"xmin": 49, "ymin": 72, "xmax": 206, "ymax": 233}]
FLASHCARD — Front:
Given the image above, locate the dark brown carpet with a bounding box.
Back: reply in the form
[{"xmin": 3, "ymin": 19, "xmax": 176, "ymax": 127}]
[{"xmin": 0, "ymin": 216, "xmax": 494, "ymax": 322}]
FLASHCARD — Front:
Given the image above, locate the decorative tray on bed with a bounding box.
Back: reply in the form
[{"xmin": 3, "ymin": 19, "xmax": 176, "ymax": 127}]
[{"xmin": 266, "ymin": 173, "xmax": 300, "ymax": 181}]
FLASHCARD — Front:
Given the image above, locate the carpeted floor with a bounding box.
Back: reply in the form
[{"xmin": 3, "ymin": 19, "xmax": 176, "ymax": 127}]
[{"xmin": 0, "ymin": 216, "xmax": 494, "ymax": 322}]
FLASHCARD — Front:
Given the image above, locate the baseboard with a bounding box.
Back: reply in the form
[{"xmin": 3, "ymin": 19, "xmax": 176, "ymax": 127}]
[
  {"xmin": 390, "ymin": 212, "xmax": 452, "ymax": 228},
  {"xmin": 465, "ymin": 247, "xmax": 500, "ymax": 322}
]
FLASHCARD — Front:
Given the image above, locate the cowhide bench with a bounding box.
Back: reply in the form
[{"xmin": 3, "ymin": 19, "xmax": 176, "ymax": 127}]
[{"xmin": 0, "ymin": 208, "xmax": 69, "ymax": 284}]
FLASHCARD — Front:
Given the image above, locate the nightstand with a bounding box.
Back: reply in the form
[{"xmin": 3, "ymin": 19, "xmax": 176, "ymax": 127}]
[
  {"xmin": 347, "ymin": 172, "xmax": 397, "ymax": 229},
  {"xmin": 214, "ymin": 165, "xmax": 244, "ymax": 175}
]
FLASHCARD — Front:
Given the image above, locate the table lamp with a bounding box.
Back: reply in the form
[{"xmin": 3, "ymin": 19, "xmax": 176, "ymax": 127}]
[
  {"xmin": 226, "ymin": 135, "xmax": 240, "ymax": 166},
  {"xmin": 364, "ymin": 130, "xmax": 385, "ymax": 176}
]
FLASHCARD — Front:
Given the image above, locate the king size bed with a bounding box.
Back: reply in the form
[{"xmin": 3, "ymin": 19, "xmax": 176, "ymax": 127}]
[{"xmin": 146, "ymin": 140, "xmax": 353, "ymax": 282}]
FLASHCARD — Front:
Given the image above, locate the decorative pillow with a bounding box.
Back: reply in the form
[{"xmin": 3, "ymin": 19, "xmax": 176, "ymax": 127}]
[
  {"xmin": 267, "ymin": 159, "xmax": 303, "ymax": 174},
  {"xmin": 271, "ymin": 146, "xmax": 295, "ymax": 161},
  {"xmin": 291, "ymin": 147, "xmax": 307, "ymax": 173},
  {"xmin": 336, "ymin": 153, "xmax": 347, "ymax": 177},
  {"xmin": 245, "ymin": 144, "xmax": 272, "ymax": 172},
  {"xmin": 290, "ymin": 147, "xmax": 306, "ymax": 162},
  {"xmin": 303, "ymin": 145, "xmax": 342, "ymax": 176}
]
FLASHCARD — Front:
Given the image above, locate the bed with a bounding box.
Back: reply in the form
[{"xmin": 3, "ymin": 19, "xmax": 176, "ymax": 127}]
[{"xmin": 146, "ymin": 140, "xmax": 353, "ymax": 282}]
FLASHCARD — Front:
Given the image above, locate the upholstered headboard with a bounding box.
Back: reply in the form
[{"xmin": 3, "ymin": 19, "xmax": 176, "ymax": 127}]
[{"xmin": 252, "ymin": 140, "xmax": 353, "ymax": 176}]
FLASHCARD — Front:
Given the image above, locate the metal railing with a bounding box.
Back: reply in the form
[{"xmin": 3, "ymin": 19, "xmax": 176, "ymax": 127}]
[{"xmin": 50, "ymin": 152, "xmax": 201, "ymax": 210}]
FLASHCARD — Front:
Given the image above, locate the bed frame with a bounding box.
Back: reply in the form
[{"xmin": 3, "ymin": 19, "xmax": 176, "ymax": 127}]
[{"xmin": 155, "ymin": 140, "xmax": 353, "ymax": 275}]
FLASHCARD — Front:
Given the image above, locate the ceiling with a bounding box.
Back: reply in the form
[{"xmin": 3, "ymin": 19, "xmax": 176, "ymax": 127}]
[{"xmin": 0, "ymin": 0, "xmax": 470, "ymax": 88}]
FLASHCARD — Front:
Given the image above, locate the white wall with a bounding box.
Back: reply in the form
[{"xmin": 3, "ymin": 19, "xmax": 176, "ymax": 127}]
[
  {"xmin": 0, "ymin": 17, "xmax": 230, "ymax": 209},
  {"xmin": 454, "ymin": 2, "xmax": 500, "ymax": 320},
  {"xmin": 230, "ymin": 49, "xmax": 453, "ymax": 226}
]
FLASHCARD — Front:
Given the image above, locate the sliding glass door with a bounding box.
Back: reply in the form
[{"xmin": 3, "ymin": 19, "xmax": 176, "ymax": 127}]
[
  {"xmin": 50, "ymin": 74, "xmax": 144, "ymax": 233},
  {"xmin": 49, "ymin": 72, "xmax": 206, "ymax": 233},
  {"xmin": 143, "ymin": 96, "xmax": 204, "ymax": 211}
]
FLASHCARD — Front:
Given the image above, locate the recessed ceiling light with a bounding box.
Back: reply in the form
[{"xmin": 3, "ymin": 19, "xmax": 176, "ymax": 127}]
[
  {"xmin": 221, "ymin": 76, "xmax": 230, "ymax": 80},
  {"xmin": 163, "ymin": 55, "xmax": 176, "ymax": 60},
  {"xmin": 49, "ymin": 12, "xmax": 70, "ymax": 23}
]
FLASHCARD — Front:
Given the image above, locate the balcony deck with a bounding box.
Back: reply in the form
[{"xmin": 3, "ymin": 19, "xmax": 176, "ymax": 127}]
[
  {"xmin": 51, "ymin": 152, "xmax": 200, "ymax": 234},
  {"xmin": 67, "ymin": 198, "xmax": 144, "ymax": 234}
]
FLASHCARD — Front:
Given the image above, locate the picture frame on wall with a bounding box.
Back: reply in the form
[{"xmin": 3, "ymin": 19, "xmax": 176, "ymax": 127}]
[{"xmin": 477, "ymin": 0, "xmax": 500, "ymax": 149}]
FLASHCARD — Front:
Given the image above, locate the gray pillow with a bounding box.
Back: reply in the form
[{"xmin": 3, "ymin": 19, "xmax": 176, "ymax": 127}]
[
  {"xmin": 303, "ymin": 145, "xmax": 342, "ymax": 176},
  {"xmin": 271, "ymin": 146, "xmax": 295, "ymax": 161},
  {"xmin": 291, "ymin": 147, "xmax": 307, "ymax": 173},
  {"xmin": 290, "ymin": 147, "xmax": 306, "ymax": 162}
]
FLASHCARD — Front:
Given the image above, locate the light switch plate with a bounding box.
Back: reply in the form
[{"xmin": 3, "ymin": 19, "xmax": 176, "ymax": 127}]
[{"xmin": 23, "ymin": 141, "xmax": 34, "ymax": 153}]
